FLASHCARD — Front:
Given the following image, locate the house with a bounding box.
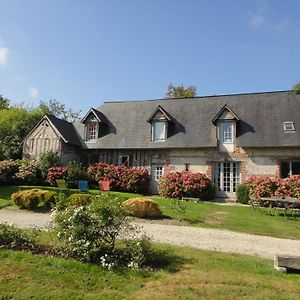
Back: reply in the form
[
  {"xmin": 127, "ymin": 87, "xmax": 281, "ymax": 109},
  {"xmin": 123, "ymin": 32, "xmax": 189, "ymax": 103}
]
[{"xmin": 22, "ymin": 90, "xmax": 300, "ymax": 198}]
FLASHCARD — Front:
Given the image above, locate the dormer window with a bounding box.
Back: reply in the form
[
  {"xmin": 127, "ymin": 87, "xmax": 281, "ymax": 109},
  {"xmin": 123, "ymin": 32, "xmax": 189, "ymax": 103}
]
[
  {"xmin": 221, "ymin": 122, "xmax": 234, "ymax": 143},
  {"xmin": 152, "ymin": 121, "xmax": 167, "ymax": 141},
  {"xmin": 87, "ymin": 121, "xmax": 98, "ymax": 140},
  {"xmin": 147, "ymin": 105, "xmax": 171, "ymax": 142},
  {"xmin": 81, "ymin": 108, "xmax": 106, "ymax": 142}
]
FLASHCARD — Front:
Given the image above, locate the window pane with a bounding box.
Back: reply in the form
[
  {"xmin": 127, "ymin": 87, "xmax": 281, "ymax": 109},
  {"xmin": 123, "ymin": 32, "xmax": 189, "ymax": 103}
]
[
  {"xmin": 154, "ymin": 122, "xmax": 165, "ymax": 141},
  {"xmin": 222, "ymin": 123, "xmax": 233, "ymax": 143},
  {"xmin": 280, "ymin": 162, "xmax": 290, "ymax": 178},
  {"xmin": 292, "ymin": 162, "xmax": 300, "ymax": 175}
]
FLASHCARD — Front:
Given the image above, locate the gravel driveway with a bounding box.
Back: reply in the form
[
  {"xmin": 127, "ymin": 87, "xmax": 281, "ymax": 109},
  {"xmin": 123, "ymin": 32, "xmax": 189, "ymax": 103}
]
[{"xmin": 0, "ymin": 207, "xmax": 299, "ymax": 259}]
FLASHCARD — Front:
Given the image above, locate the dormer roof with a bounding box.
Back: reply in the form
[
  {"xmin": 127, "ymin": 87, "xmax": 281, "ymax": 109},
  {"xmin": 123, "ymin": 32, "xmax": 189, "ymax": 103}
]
[
  {"xmin": 147, "ymin": 105, "xmax": 172, "ymax": 123},
  {"xmin": 81, "ymin": 108, "xmax": 106, "ymax": 124},
  {"xmin": 212, "ymin": 104, "xmax": 240, "ymax": 125}
]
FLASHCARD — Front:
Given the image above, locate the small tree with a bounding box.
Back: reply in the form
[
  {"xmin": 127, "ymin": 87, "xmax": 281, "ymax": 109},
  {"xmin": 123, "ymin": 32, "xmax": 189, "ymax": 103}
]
[
  {"xmin": 293, "ymin": 82, "xmax": 300, "ymax": 94},
  {"xmin": 165, "ymin": 83, "xmax": 197, "ymax": 99},
  {"xmin": 39, "ymin": 150, "xmax": 59, "ymax": 178}
]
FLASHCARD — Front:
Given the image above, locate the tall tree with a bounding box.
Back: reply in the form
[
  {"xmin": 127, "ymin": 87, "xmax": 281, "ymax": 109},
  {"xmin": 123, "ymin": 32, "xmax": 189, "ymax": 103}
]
[
  {"xmin": 0, "ymin": 95, "xmax": 10, "ymax": 110},
  {"xmin": 165, "ymin": 83, "xmax": 197, "ymax": 99},
  {"xmin": 38, "ymin": 99, "xmax": 81, "ymax": 122}
]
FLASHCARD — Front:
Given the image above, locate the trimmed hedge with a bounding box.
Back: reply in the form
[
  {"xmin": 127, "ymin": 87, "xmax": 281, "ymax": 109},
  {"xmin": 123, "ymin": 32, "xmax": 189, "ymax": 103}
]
[
  {"xmin": 236, "ymin": 184, "xmax": 250, "ymax": 204},
  {"xmin": 11, "ymin": 189, "xmax": 57, "ymax": 210},
  {"xmin": 123, "ymin": 198, "xmax": 162, "ymax": 218},
  {"xmin": 69, "ymin": 193, "xmax": 92, "ymax": 207}
]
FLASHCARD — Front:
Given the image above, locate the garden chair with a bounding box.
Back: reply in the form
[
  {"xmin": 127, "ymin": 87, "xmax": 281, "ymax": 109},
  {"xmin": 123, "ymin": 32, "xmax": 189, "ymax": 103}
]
[
  {"xmin": 78, "ymin": 180, "xmax": 89, "ymax": 193},
  {"xmin": 99, "ymin": 180, "xmax": 110, "ymax": 193},
  {"xmin": 56, "ymin": 179, "xmax": 67, "ymax": 190}
]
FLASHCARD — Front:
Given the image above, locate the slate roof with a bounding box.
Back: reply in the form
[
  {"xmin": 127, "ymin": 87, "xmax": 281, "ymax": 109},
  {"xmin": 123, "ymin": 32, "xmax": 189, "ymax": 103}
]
[
  {"xmin": 46, "ymin": 115, "xmax": 82, "ymax": 146},
  {"xmin": 72, "ymin": 90, "xmax": 300, "ymax": 149}
]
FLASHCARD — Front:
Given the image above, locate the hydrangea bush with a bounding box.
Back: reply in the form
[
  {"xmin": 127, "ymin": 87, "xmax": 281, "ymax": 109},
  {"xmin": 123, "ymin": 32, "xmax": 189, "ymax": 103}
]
[
  {"xmin": 87, "ymin": 163, "xmax": 149, "ymax": 194},
  {"xmin": 0, "ymin": 159, "xmax": 18, "ymax": 185},
  {"xmin": 158, "ymin": 171, "xmax": 212, "ymax": 199}
]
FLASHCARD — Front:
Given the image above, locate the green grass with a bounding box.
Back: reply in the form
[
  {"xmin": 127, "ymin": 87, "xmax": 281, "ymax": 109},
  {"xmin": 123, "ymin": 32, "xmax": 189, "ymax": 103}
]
[
  {"xmin": 153, "ymin": 197, "xmax": 300, "ymax": 240},
  {"xmin": 0, "ymin": 244, "xmax": 299, "ymax": 299},
  {"xmin": 1, "ymin": 185, "xmax": 300, "ymax": 240}
]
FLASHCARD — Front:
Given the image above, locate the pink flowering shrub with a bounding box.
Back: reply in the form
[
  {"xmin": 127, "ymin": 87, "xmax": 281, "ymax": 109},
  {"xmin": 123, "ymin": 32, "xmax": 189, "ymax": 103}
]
[
  {"xmin": 87, "ymin": 163, "xmax": 149, "ymax": 194},
  {"xmin": 158, "ymin": 171, "xmax": 212, "ymax": 199},
  {"xmin": 244, "ymin": 175, "xmax": 300, "ymax": 199},
  {"xmin": 47, "ymin": 166, "xmax": 68, "ymax": 185},
  {"xmin": 274, "ymin": 175, "xmax": 300, "ymax": 198},
  {"xmin": 0, "ymin": 160, "xmax": 18, "ymax": 185}
]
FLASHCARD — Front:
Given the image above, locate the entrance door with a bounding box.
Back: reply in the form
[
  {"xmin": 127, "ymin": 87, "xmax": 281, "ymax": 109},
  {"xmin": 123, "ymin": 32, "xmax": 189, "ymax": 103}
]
[
  {"xmin": 150, "ymin": 164, "xmax": 164, "ymax": 194},
  {"xmin": 214, "ymin": 162, "xmax": 240, "ymax": 198}
]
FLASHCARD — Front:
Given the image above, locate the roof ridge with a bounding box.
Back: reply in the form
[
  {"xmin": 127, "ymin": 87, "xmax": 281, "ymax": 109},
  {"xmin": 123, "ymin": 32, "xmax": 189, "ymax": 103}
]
[{"xmin": 102, "ymin": 90, "xmax": 292, "ymax": 104}]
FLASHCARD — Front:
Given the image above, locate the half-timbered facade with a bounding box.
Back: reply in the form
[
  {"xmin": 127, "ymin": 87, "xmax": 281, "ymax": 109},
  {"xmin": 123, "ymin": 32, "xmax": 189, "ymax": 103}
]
[{"xmin": 23, "ymin": 90, "xmax": 300, "ymax": 197}]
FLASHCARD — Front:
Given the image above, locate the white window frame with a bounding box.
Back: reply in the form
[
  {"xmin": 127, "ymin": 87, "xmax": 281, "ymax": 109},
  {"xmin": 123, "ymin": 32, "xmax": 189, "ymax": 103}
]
[
  {"xmin": 220, "ymin": 122, "xmax": 234, "ymax": 144},
  {"xmin": 118, "ymin": 155, "xmax": 130, "ymax": 166},
  {"xmin": 86, "ymin": 122, "xmax": 98, "ymax": 141},
  {"xmin": 152, "ymin": 121, "xmax": 167, "ymax": 142}
]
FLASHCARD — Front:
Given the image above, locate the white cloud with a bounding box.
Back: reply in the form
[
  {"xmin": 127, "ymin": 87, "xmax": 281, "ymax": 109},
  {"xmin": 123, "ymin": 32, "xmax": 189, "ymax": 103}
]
[
  {"xmin": 29, "ymin": 86, "xmax": 39, "ymax": 99},
  {"xmin": 0, "ymin": 47, "xmax": 10, "ymax": 67},
  {"xmin": 248, "ymin": 0, "xmax": 289, "ymax": 32}
]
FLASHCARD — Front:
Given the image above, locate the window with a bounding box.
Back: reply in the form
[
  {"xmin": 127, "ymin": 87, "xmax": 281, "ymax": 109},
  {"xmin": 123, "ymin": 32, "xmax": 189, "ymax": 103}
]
[
  {"xmin": 86, "ymin": 122, "xmax": 97, "ymax": 140},
  {"xmin": 283, "ymin": 121, "xmax": 295, "ymax": 133},
  {"xmin": 280, "ymin": 161, "xmax": 300, "ymax": 178},
  {"xmin": 118, "ymin": 155, "xmax": 129, "ymax": 166},
  {"xmin": 220, "ymin": 122, "xmax": 233, "ymax": 143},
  {"xmin": 152, "ymin": 121, "xmax": 166, "ymax": 141},
  {"xmin": 153, "ymin": 166, "xmax": 164, "ymax": 181}
]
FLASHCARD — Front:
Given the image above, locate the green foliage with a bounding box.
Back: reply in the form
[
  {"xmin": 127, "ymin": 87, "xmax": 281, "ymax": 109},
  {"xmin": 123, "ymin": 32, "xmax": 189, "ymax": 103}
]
[
  {"xmin": 69, "ymin": 193, "xmax": 92, "ymax": 207},
  {"xmin": 0, "ymin": 95, "xmax": 10, "ymax": 110},
  {"xmin": 236, "ymin": 184, "xmax": 250, "ymax": 204},
  {"xmin": 39, "ymin": 150, "xmax": 59, "ymax": 178},
  {"xmin": 0, "ymin": 106, "xmax": 43, "ymax": 159},
  {"xmin": 165, "ymin": 83, "xmax": 197, "ymax": 98},
  {"xmin": 38, "ymin": 98, "xmax": 81, "ymax": 122},
  {"xmin": 0, "ymin": 223, "xmax": 37, "ymax": 250},
  {"xmin": 53, "ymin": 194, "xmax": 152, "ymax": 268},
  {"xmin": 65, "ymin": 161, "xmax": 87, "ymax": 188},
  {"xmin": 293, "ymin": 82, "xmax": 300, "ymax": 94},
  {"xmin": 11, "ymin": 188, "xmax": 57, "ymax": 210}
]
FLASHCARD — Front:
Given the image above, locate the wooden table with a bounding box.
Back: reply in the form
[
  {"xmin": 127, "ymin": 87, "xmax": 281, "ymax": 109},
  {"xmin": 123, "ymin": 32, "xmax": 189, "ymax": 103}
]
[{"xmin": 260, "ymin": 197, "xmax": 300, "ymax": 217}]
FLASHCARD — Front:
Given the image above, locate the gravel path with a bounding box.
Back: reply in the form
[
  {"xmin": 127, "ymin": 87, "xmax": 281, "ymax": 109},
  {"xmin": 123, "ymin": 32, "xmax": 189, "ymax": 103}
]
[{"xmin": 1, "ymin": 207, "xmax": 300, "ymax": 259}]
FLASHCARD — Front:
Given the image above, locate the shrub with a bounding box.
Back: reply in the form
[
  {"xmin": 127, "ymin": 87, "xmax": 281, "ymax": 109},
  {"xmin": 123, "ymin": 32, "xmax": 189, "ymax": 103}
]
[
  {"xmin": 0, "ymin": 223, "xmax": 37, "ymax": 250},
  {"xmin": 65, "ymin": 161, "xmax": 87, "ymax": 188},
  {"xmin": 69, "ymin": 193, "xmax": 92, "ymax": 207},
  {"xmin": 87, "ymin": 163, "xmax": 149, "ymax": 194},
  {"xmin": 39, "ymin": 150, "xmax": 59, "ymax": 178},
  {"xmin": 243, "ymin": 176, "xmax": 278, "ymax": 199},
  {"xmin": 52, "ymin": 194, "xmax": 152, "ymax": 268},
  {"xmin": 274, "ymin": 175, "xmax": 300, "ymax": 199},
  {"xmin": 15, "ymin": 159, "xmax": 42, "ymax": 185},
  {"xmin": 0, "ymin": 159, "xmax": 18, "ymax": 185},
  {"xmin": 123, "ymin": 198, "xmax": 162, "ymax": 218},
  {"xmin": 158, "ymin": 171, "xmax": 212, "ymax": 199},
  {"xmin": 47, "ymin": 166, "xmax": 68, "ymax": 185},
  {"xmin": 11, "ymin": 189, "xmax": 57, "ymax": 209},
  {"xmin": 236, "ymin": 184, "xmax": 250, "ymax": 204}
]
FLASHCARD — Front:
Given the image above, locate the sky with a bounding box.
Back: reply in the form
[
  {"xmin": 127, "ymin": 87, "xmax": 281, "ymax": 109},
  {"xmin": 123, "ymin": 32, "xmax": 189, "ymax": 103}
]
[{"xmin": 0, "ymin": 0, "xmax": 299, "ymax": 114}]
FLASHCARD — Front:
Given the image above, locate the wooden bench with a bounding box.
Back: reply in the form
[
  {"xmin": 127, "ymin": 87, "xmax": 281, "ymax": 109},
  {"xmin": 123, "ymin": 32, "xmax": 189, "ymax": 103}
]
[
  {"xmin": 274, "ymin": 255, "xmax": 300, "ymax": 273},
  {"xmin": 181, "ymin": 197, "xmax": 200, "ymax": 202}
]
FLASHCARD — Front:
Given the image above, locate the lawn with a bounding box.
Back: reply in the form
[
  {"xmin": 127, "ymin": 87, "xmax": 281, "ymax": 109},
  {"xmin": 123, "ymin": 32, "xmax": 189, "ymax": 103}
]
[
  {"xmin": 1, "ymin": 185, "xmax": 300, "ymax": 240},
  {"xmin": 0, "ymin": 243, "xmax": 299, "ymax": 300}
]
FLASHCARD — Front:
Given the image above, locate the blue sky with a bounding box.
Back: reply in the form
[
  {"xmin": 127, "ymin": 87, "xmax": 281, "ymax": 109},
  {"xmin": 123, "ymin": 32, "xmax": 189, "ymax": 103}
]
[{"xmin": 0, "ymin": 0, "xmax": 299, "ymax": 113}]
